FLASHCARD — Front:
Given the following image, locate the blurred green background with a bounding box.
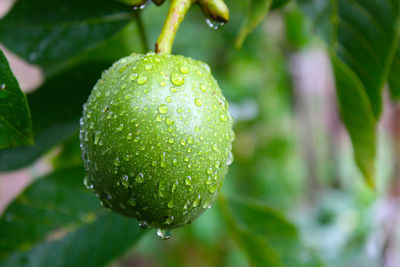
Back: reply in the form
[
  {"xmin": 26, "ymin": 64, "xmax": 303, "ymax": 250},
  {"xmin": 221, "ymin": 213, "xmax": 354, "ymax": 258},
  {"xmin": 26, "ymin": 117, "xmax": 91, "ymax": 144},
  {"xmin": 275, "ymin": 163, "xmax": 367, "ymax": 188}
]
[{"xmin": 1, "ymin": 0, "xmax": 399, "ymax": 266}]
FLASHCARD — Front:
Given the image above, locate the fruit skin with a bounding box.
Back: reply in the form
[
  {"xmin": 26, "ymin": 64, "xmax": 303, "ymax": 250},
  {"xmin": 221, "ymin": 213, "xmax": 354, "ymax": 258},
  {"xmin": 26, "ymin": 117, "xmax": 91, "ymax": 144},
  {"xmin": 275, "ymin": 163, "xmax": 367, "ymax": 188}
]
[{"xmin": 80, "ymin": 53, "xmax": 234, "ymax": 230}]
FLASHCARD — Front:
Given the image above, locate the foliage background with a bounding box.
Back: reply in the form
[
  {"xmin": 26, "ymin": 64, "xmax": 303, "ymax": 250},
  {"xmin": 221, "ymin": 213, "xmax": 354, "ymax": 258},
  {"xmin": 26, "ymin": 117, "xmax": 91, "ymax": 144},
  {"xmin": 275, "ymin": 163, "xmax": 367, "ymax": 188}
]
[{"xmin": 1, "ymin": 0, "xmax": 400, "ymax": 266}]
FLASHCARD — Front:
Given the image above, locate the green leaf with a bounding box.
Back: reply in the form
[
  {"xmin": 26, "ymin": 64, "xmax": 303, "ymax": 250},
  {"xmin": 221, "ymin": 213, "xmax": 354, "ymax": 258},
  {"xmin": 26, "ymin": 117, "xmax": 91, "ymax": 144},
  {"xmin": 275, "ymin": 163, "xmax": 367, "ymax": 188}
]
[
  {"xmin": 0, "ymin": 213, "xmax": 145, "ymax": 267},
  {"xmin": 235, "ymin": 0, "xmax": 273, "ymax": 49},
  {"xmin": 330, "ymin": 54, "xmax": 377, "ymax": 187},
  {"xmin": 297, "ymin": 0, "xmax": 400, "ymax": 185},
  {"xmin": 389, "ymin": 46, "xmax": 400, "ymax": 100},
  {"xmin": 271, "ymin": 0, "xmax": 292, "ymax": 10},
  {"xmin": 218, "ymin": 194, "xmax": 283, "ymax": 267},
  {"xmin": 0, "ymin": 0, "xmax": 132, "ymax": 75},
  {"xmin": 0, "ymin": 20, "xmax": 142, "ymax": 172},
  {"xmin": 0, "ymin": 61, "xmax": 110, "ymax": 172},
  {"xmin": 0, "ymin": 49, "xmax": 33, "ymax": 149},
  {"xmin": 0, "ymin": 166, "xmax": 103, "ymax": 258}
]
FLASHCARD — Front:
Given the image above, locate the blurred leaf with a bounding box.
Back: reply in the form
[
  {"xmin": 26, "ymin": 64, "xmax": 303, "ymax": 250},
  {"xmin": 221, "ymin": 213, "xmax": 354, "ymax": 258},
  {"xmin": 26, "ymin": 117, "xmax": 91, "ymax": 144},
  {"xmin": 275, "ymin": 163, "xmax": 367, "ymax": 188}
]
[
  {"xmin": 0, "ymin": 0, "xmax": 133, "ymax": 75},
  {"xmin": 330, "ymin": 54, "xmax": 377, "ymax": 188},
  {"xmin": 271, "ymin": 0, "xmax": 292, "ymax": 10},
  {"xmin": 52, "ymin": 134, "xmax": 83, "ymax": 169},
  {"xmin": 389, "ymin": 46, "xmax": 400, "ymax": 100},
  {"xmin": 0, "ymin": 61, "xmax": 110, "ymax": 172},
  {"xmin": 298, "ymin": 0, "xmax": 400, "ymax": 118},
  {"xmin": 235, "ymin": 0, "xmax": 273, "ymax": 49},
  {"xmin": 297, "ymin": 0, "xmax": 400, "ymax": 185},
  {"xmin": 218, "ymin": 194, "xmax": 283, "ymax": 267},
  {"xmin": 0, "ymin": 49, "xmax": 33, "ymax": 149},
  {"xmin": 0, "ymin": 21, "xmax": 141, "ymax": 172},
  {"xmin": 285, "ymin": 7, "xmax": 312, "ymax": 50},
  {"xmin": 0, "ymin": 166, "xmax": 103, "ymax": 259},
  {"xmin": 0, "ymin": 213, "xmax": 145, "ymax": 267},
  {"xmin": 227, "ymin": 196, "xmax": 323, "ymax": 267}
]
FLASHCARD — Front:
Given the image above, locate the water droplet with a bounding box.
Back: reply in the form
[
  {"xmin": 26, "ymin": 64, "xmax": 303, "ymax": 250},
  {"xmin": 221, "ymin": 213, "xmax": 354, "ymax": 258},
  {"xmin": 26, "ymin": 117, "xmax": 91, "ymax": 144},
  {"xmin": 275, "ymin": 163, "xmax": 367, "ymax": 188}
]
[
  {"xmin": 127, "ymin": 133, "xmax": 133, "ymax": 140},
  {"xmin": 160, "ymin": 153, "xmax": 166, "ymax": 168},
  {"xmin": 227, "ymin": 151, "xmax": 234, "ymax": 165},
  {"xmin": 167, "ymin": 126, "xmax": 174, "ymax": 133},
  {"xmin": 200, "ymin": 85, "xmax": 206, "ymax": 92},
  {"xmin": 171, "ymin": 87, "xmax": 178, "ymax": 93},
  {"xmin": 180, "ymin": 139, "xmax": 186, "ymax": 146},
  {"xmin": 129, "ymin": 73, "xmax": 138, "ymax": 80},
  {"xmin": 202, "ymin": 197, "xmax": 212, "ymax": 209},
  {"xmin": 172, "ymin": 159, "xmax": 178, "ymax": 166},
  {"xmin": 177, "ymin": 107, "xmax": 183, "ymax": 113},
  {"xmin": 94, "ymin": 131, "xmax": 101, "ymax": 145},
  {"xmin": 116, "ymin": 124, "xmax": 124, "ymax": 131},
  {"xmin": 137, "ymin": 74, "xmax": 148, "ymax": 84},
  {"xmin": 168, "ymin": 200, "xmax": 174, "ymax": 208},
  {"xmin": 196, "ymin": 70, "xmax": 203, "ymax": 77},
  {"xmin": 212, "ymin": 144, "xmax": 218, "ymax": 151},
  {"xmin": 0, "ymin": 84, "xmax": 6, "ymax": 90},
  {"xmin": 171, "ymin": 72, "xmax": 184, "ymax": 86},
  {"xmin": 120, "ymin": 175, "xmax": 129, "ymax": 189},
  {"xmin": 187, "ymin": 136, "xmax": 194, "ymax": 144},
  {"xmin": 139, "ymin": 220, "xmax": 149, "ymax": 228},
  {"xmin": 215, "ymin": 161, "xmax": 221, "ymax": 169},
  {"xmin": 207, "ymin": 168, "xmax": 213, "ymax": 175},
  {"xmin": 157, "ymin": 229, "xmax": 171, "ymax": 240},
  {"xmin": 124, "ymin": 154, "xmax": 130, "ymax": 161},
  {"xmin": 159, "ymin": 104, "xmax": 168, "ymax": 113},
  {"xmin": 156, "ymin": 114, "xmax": 163, "ymax": 122},
  {"xmin": 194, "ymin": 98, "xmax": 203, "ymax": 106},
  {"xmin": 165, "ymin": 117, "xmax": 174, "ymax": 125},
  {"xmin": 193, "ymin": 195, "xmax": 201, "ymax": 207},
  {"xmin": 180, "ymin": 66, "xmax": 189, "ymax": 74},
  {"xmin": 164, "ymin": 216, "xmax": 174, "ymax": 225},
  {"xmin": 185, "ymin": 176, "xmax": 192, "ymax": 185},
  {"xmin": 205, "ymin": 18, "xmax": 225, "ymax": 29},
  {"xmin": 113, "ymin": 157, "xmax": 121, "ymax": 167},
  {"xmin": 168, "ymin": 138, "xmax": 175, "ymax": 144},
  {"xmin": 172, "ymin": 181, "xmax": 178, "ymax": 192},
  {"xmin": 145, "ymin": 63, "xmax": 153, "ymax": 70},
  {"xmin": 220, "ymin": 114, "xmax": 228, "ymax": 122},
  {"xmin": 209, "ymin": 184, "xmax": 218, "ymax": 193},
  {"xmin": 160, "ymin": 81, "xmax": 167, "ymax": 87},
  {"xmin": 136, "ymin": 173, "xmax": 144, "ymax": 183},
  {"xmin": 84, "ymin": 177, "xmax": 93, "ymax": 189},
  {"xmin": 165, "ymin": 96, "xmax": 172, "ymax": 103},
  {"xmin": 184, "ymin": 156, "xmax": 189, "ymax": 162},
  {"xmin": 195, "ymin": 126, "xmax": 200, "ymax": 132}
]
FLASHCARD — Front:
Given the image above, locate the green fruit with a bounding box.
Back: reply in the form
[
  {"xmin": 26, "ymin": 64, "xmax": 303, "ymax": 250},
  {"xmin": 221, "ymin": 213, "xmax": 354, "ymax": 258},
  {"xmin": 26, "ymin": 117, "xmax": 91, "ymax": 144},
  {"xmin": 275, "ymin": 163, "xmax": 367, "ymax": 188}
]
[{"xmin": 80, "ymin": 53, "xmax": 234, "ymax": 236}]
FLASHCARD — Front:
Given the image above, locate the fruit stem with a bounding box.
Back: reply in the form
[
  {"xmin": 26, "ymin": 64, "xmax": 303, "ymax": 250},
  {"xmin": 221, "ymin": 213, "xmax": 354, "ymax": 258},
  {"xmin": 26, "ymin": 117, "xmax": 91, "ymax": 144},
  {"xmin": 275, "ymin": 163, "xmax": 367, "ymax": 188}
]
[{"xmin": 156, "ymin": 0, "xmax": 195, "ymax": 54}]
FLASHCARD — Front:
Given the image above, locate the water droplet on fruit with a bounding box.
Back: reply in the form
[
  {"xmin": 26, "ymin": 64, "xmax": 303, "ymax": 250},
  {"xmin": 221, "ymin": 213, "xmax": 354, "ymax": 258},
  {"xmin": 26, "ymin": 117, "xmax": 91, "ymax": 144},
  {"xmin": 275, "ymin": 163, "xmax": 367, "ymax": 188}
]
[
  {"xmin": 185, "ymin": 176, "xmax": 192, "ymax": 185},
  {"xmin": 84, "ymin": 177, "xmax": 93, "ymax": 189},
  {"xmin": 156, "ymin": 115, "xmax": 163, "ymax": 122},
  {"xmin": 193, "ymin": 195, "xmax": 201, "ymax": 207},
  {"xmin": 187, "ymin": 136, "xmax": 194, "ymax": 144},
  {"xmin": 120, "ymin": 175, "xmax": 129, "ymax": 189},
  {"xmin": 113, "ymin": 157, "xmax": 121, "ymax": 167},
  {"xmin": 137, "ymin": 74, "xmax": 148, "ymax": 84},
  {"xmin": 207, "ymin": 168, "xmax": 213, "ymax": 175},
  {"xmin": 129, "ymin": 73, "xmax": 138, "ymax": 80},
  {"xmin": 159, "ymin": 104, "xmax": 168, "ymax": 113},
  {"xmin": 165, "ymin": 96, "xmax": 172, "ymax": 103},
  {"xmin": 194, "ymin": 98, "xmax": 203, "ymax": 106},
  {"xmin": 165, "ymin": 117, "xmax": 174, "ymax": 125},
  {"xmin": 200, "ymin": 85, "xmax": 206, "ymax": 92},
  {"xmin": 157, "ymin": 229, "xmax": 171, "ymax": 240},
  {"xmin": 145, "ymin": 63, "xmax": 153, "ymax": 70},
  {"xmin": 209, "ymin": 184, "xmax": 218, "ymax": 193},
  {"xmin": 220, "ymin": 114, "xmax": 228, "ymax": 122},
  {"xmin": 94, "ymin": 131, "xmax": 101, "ymax": 145},
  {"xmin": 136, "ymin": 173, "xmax": 144, "ymax": 183},
  {"xmin": 160, "ymin": 81, "xmax": 167, "ymax": 87},
  {"xmin": 227, "ymin": 151, "xmax": 233, "ymax": 165},
  {"xmin": 139, "ymin": 220, "xmax": 149, "ymax": 228},
  {"xmin": 168, "ymin": 200, "xmax": 174, "ymax": 208},
  {"xmin": 127, "ymin": 198, "xmax": 136, "ymax": 206},
  {"xmin": 180, "ymin": 66, "xmax": 189, "ymax": 74},
  {"xmin": 171, "ymin": 72, "xmax": 184, "ymax": 86}
]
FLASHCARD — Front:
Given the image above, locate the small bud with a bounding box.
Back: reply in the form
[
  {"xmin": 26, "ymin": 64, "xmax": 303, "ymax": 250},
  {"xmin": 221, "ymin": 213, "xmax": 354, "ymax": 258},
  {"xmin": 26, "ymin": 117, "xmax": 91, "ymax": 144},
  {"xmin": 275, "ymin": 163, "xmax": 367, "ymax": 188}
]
[{"xmin": 198, "ymin": 0, "xmax": 229, "ymax": 23}]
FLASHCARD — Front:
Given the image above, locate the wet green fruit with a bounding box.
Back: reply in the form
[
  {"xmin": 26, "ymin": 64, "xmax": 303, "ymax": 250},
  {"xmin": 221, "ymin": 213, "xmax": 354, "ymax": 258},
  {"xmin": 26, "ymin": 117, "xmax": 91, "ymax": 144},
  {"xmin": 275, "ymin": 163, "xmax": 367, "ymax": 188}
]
[{"xmin": 80, "ymin": 53, "xmax": 234, "ymax": 235}]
